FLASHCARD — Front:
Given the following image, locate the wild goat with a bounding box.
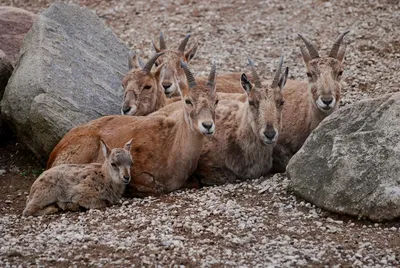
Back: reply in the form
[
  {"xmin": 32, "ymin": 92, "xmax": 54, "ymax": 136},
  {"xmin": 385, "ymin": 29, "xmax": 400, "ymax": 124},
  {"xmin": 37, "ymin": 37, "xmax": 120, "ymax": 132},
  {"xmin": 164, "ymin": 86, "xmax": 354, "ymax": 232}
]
[
  {"xmin": 193, "ymin": 56, "xmax": 288, "ymax": 185},
  {"xmin": 271, "ymin": 30, "xmax": 350, "ymax": 172},
  {"xmin": 23, "ymin": 139, "xmax": 133, "ymax": 216},
  {"xmin": 47, "ymin": 62, "xmax": 218, "ymax": 197},
  {"xmin": 152, "ymin": 31, "xmax": 198, "ymax": 96},
  {"xmin": 121, "ymin": 52, "xmax": 180, "ymax": 116}
]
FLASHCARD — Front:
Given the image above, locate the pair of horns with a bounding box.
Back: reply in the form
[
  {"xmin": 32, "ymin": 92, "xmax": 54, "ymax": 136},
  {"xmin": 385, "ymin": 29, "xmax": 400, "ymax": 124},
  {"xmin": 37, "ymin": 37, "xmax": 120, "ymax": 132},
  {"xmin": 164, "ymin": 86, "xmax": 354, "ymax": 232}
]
[
  {"xmin": 129, "ymin": 52, "xmax": 164, "ymax": 73},
  {"xmin": 180, "ymin": 61, "xmax": 216, "ymax": 89},
  {"xmin": 154, "ymin": 31, "xmax": 191, "ymax": 53},
  {"xmin": 298, "ymin": 30, "xmax": 350, "ymax": 59},
  {"xmin": 247, "ymin": 56, "xmax": 284, "ymax": 88}
]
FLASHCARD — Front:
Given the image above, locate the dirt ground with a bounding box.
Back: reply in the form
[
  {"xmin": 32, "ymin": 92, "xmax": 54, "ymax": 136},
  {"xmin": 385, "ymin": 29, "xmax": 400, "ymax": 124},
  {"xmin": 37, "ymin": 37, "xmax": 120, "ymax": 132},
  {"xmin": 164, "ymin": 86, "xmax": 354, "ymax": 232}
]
[{"xmin": 1, "ymin": 0, "xmax": 400, "ymax": 266}]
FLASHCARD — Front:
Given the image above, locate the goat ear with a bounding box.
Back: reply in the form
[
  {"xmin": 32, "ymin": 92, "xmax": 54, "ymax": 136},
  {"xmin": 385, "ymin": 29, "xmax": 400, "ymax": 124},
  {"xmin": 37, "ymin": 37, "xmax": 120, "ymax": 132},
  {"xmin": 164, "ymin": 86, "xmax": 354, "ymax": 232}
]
[
  {"xmin": 128, "ymin": 52, "xmax": 142, "ymax": 69},
  {"xmin": 278, "ymin": 67, "xmax": 289, "ymax": 90},
  {"xmin": 184, "ymin": 42, "xmax": 199, "ymax": 63},
  {"xmin": 300, "ymin": 45, "xmax": 312, "ymax": 65},
  {"xmin": 337, "ymin": 43, "xmax": 347, "ymax": 63},
  {"xmin": 100, "ymin": 139, "xmax": 111, "ymax": 158},
  {"xmin": 240, "ymin": 73, "xmax": 252, "ymax": 94},
  {"xmin": 124, "ymin": 138, "xmax": 133, "ymax": 152}
]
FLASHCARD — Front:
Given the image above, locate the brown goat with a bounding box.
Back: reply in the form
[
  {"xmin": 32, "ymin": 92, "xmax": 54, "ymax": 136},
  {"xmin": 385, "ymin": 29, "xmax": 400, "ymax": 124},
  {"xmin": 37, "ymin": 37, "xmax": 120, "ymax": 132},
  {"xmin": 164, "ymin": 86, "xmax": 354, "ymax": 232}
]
[
  {"xmin": 271, "ymin": 31, "xmax": 350, "ymax": 172},
  {"xmin": 152, "ymin": 31, "xmax": 198, "ymax": 96},
  {"xmin": 193, "ymin": 57, "xmax": 288, "ymax": 185},
  {"xmin": 23, "ymin": 139, "xmax": 133, "ymax": 216},
  {"xmin": 47, "ymin": 62, "xmax": 218, "ymax": 197}
]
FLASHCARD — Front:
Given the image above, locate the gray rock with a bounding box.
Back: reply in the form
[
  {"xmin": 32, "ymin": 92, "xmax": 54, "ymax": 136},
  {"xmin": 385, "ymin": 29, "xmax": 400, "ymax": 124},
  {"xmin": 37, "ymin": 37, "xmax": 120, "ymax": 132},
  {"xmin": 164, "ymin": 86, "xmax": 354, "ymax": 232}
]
[
  {"xmin": 0, "ymin": 6, "xmax": 37, "ymax": 66},
  {"xmin": 1, "ymin": 3, "xmax": 129, "ymax": 163},
  {"xmin": 287, "ymin": 93, "xmax": 400, "ymax": 221}
]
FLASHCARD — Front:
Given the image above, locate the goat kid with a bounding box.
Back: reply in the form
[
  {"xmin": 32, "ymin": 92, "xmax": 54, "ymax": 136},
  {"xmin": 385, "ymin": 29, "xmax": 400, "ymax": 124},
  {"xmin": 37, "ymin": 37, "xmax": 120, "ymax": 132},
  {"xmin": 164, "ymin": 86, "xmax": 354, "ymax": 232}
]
[{"xmin": 23, "ymin": 139, "xmax": 133, "ymax": 216}]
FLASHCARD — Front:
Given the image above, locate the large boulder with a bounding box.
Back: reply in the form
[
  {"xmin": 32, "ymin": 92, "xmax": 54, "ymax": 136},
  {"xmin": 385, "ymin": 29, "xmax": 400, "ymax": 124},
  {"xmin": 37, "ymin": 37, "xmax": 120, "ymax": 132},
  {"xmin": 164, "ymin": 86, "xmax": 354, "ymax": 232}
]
[
  {"xmin": 287, "ymin": 93, "xmax": 400, "ymax": 222},
  {"xmin": 1, "ymin": 3, "xmax": 129, "ymax": 163},
  {"xmin": 0, "ymin": 6, "xmax": 37, "ymax": 66}
]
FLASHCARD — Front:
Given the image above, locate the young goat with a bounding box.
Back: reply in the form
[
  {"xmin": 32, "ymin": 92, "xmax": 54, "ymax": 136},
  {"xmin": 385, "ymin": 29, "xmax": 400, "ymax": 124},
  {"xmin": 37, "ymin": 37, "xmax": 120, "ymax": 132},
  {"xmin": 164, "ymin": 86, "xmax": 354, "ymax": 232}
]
[
  {"xmin": 23, "ymin": 139, "xmax": 133, "ymax": 216},
  {"xmin": 47, "ymin": 62, "xmax": 218, "ymax": 197},
  {"xmin": 152, "ymin": 31, "xmax": 198, "ymax": 96},
  {"xmin": 271, "ymin": 30, "xmax": 350, "ymax": 172},
  {"xmin": 194, "ymin": 57, "xmax": 288, "ymax": 185}
]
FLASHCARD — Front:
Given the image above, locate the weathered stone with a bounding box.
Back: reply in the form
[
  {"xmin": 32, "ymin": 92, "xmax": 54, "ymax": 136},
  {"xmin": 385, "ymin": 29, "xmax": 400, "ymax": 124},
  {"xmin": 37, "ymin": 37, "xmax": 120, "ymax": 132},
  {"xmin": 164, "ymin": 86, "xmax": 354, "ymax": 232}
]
[
  {"xmin": 1, "ymin": 3, "xmax": 129, "ymax": 162},
  {"xmin": 0, "ymin": 7, "xmax": 37, "ymax": 66},
  {"xmin": 287, "ymin": 93, "xmax": 400, "ymax": 221}
]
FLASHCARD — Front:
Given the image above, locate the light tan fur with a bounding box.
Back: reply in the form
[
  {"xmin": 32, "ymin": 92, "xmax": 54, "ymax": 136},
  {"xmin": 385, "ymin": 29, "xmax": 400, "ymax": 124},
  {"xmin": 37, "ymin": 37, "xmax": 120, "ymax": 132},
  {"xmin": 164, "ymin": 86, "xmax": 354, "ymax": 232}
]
[
  {"xmin": 23, "ymin": 140, "xmax": 133, "ymax": 216},
  {"xmin": 47, "ymin": 62, "xmax": 218, "ymax": 197}
]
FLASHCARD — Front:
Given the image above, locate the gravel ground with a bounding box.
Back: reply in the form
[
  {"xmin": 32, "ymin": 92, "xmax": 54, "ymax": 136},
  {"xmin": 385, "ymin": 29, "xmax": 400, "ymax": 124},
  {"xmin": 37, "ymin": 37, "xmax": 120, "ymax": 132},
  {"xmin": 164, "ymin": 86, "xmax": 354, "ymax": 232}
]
[{"xmin": 1, "ymin": 0, "xmax": 400, "ymax": 266}]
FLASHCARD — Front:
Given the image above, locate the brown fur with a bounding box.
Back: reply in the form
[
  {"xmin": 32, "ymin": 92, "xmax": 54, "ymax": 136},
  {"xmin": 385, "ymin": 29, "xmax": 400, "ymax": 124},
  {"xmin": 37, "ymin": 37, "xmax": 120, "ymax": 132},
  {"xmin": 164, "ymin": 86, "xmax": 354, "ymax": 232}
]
[
  {"xmin": 193, "ymin": 59, "xmax": 288, "ymax": 185},
  {"xmin": 47, "ymin": 64, "xmax": 218, "ymax": 197},
  {"xmin": 23, "ymin": 140, "xmax": 133, "ymax": 216}
]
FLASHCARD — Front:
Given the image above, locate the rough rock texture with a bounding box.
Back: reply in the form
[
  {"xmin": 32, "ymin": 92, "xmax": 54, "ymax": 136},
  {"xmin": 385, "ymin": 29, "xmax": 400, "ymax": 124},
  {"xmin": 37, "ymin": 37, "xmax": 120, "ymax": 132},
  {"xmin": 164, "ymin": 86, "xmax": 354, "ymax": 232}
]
[
  {"xmin": 287, "ymin": 93, "xmax": 400, "ymax": 222},
  {"xmin": 1, "ymin": 3, "xmax": 129, "ymax": 163},
  {"xmin": 0, "ymin": 6, "xmax": 37, "ymax": 66},
  {"xmin": 0, "ymin": 50, "xmax": 13, "ymax": 101}
]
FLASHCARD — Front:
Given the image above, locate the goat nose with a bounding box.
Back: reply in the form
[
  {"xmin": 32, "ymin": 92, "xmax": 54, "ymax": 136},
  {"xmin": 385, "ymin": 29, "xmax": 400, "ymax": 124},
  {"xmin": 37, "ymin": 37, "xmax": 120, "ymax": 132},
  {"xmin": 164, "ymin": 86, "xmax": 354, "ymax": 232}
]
[
  {"xmin": 123, "ymin": 175, "xmax": 130, "ymax": 180},
  {"xmin": 264, "ymin": 130, "xmax": 276, "ymax": 140},
  {"xmin": 322, "ymin": 97, "xmax": 333, "ymax": 105},
  {"xmin": 122, "ymin": 106, "xmax": 131, "ymax": 114},
  {"xmin": 202, "ymin": 121, "xmax": 213, "ymax": 130},
  {"xmin": 163, "ymin": 83, "xmax": 172, "ymax": 90}
]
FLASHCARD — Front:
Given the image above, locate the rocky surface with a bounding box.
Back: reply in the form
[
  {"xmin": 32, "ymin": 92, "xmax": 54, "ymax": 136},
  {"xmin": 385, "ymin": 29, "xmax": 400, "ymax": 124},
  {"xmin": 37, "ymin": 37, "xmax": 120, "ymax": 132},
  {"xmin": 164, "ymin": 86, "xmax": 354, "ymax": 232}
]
[
  {"xmin": 287, "ymin": 93, "xmax": 400, "ymax": 221},
  {"xmin": 0, "ymin": 3, "xmax": 129, "ymax": 163},
  {"xmin": 0, "ymin": 6, "xmax": 37, "ymax": 66},
  {"xmin": 0, "ymin": 0, "xmax": 399, "ymax": 266}
]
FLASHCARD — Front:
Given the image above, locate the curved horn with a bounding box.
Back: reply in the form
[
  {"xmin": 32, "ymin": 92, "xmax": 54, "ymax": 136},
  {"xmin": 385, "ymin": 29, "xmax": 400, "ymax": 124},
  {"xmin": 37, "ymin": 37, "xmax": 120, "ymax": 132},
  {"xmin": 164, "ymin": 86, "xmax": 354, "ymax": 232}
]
[
  {"xmin": 142, "ymin": 52, "xmax": 164, "ymax": 74},
  {"xmin": 271, "ymin": 56, "xmax": 284, "ymax": 88},
  {"xmin": 177, "ymin": 34, "xmax": 191, "ymax": 53},
  {"xmin": 159, "ymin": 31, "xmax": 166, "ymax": 50},
  {"xmin": 207, "ymin": 61, "xmax": 217, "ymax": 88},
  {"xmin": 180, "ymin": 60, "xmax": 197, "ymax": 88},
  {"xmin": 298, "ymin": 34, "xmax": 319, "ymax": 59},
  {"xmin": 329, "ymin": 30, "xmax": 350, "ymax": 59},
  {"xmin": 247, "ymin": 57, "xmax": 261, "ymax": 88}
]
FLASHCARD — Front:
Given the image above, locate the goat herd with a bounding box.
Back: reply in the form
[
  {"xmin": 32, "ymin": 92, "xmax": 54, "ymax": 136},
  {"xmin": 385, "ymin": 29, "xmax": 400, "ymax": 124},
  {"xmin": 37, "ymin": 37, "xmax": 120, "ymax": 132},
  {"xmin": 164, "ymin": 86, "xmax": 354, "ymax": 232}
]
[{"xmin": 23, "ymin": 30, "xmax": 350, "ymax": 217}]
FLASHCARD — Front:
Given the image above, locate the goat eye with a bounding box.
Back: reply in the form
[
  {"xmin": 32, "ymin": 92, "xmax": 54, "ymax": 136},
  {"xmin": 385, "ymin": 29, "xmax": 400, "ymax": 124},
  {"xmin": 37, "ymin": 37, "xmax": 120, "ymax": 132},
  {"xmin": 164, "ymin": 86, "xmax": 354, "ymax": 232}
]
[
  {"xmin": 280, "ymin": 100, "xmax": 285, "ymax": 106},
  {"xmin": 338, "ymin": 71, "xmax": 343, "ymax": 76},
  {"xmin": 249, "ymin": 100, "xmax": 255, "ymax": 106},
  {"xmin": 306, "ymin": 72, "xmax": 312, "ymax": 78},
  {"xmin": 215, "ymin": 99, "xmax": 219, "ymax": 105},
  {"xmin": 111, "ymin": 163, "xmax": 117, "ymax": 167},
  {"xmin": 155, "ymin": 62, "xmax": 159, "ymax": 67},
  {"xmin": 185, "ymin": 99, "xmax": 193, "ymax": 105},
  {"xmin": 143, "ymin": 85, "xmax": 152, "ymax": 90}
]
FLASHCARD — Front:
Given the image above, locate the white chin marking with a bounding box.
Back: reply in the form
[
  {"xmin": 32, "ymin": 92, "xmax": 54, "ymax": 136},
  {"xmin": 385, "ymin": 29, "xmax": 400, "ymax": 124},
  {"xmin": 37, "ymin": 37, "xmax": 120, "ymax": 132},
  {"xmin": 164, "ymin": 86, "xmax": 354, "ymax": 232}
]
[
  {"xmin": 198, "ymin": 122, "xmax": 215, "ymax": 135},
  {"xmin": 165, "ymin": 84, "xmax": 176, "ymax": 95},
  {"xmin": 316, "ymin": 97, "xmax": 336, "ymax": 112}
]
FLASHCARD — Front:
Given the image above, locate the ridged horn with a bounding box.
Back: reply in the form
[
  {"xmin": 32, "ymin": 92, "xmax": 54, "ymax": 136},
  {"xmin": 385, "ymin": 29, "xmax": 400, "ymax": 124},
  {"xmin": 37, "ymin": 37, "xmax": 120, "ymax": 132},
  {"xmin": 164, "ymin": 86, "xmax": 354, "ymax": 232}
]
[
  {"xmin": 159, "ymin": 31, "xmax": 166, "ymax": 50},
  {"xmin": 298, "ymin": 33, "xmax": 319, "ymax": 59},
  {"xmin": 177, "ymin": 34, "xmax": 191, "ymax": 53},
  {"xmin": 142, "ymin": 52, "xmax": 164, "ymax": 74},
  {"xmin": 180, "ymin": 60, "xmax": 197, "ymax": 88},
  {"xmin": 329, "ymin": 30, "xmax": 350, "ymax": 59},
  {"xmin": 247, "ymin": 57, "xmax": 261, "ymax": 88},
  {"xmin": 207, "ymin": 61, "xmax": 217, "ymax": 88},
  {"xmin": 271, "ymin": 56, "xmax": 284, "ymax": 88}
]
